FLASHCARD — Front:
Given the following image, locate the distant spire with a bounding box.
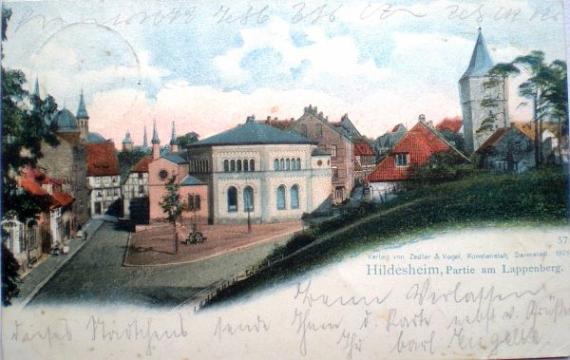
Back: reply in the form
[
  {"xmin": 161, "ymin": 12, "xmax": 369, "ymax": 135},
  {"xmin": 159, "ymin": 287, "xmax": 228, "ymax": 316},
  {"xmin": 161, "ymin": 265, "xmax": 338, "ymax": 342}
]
[
  {"xmin": 170, "ymin": 121, "xmax": 177, "ymax": 145},
  {"xmin": 76, "ymin": 89, "xmax": 89, "ymax": 119},
  {"xmin": 33, "ymin": 78, "xmax": 40, "ymax": 98},
  {"xmin": 143, "ymin": 126, "xmax": 148, "ymax": 147},
  {"xmin": 151, "ymin": 120, "xmax": 160, "ymax": 144},
  {"xmin": 461, "ymin": 28, "xmax": 494, "ymax": 79}
]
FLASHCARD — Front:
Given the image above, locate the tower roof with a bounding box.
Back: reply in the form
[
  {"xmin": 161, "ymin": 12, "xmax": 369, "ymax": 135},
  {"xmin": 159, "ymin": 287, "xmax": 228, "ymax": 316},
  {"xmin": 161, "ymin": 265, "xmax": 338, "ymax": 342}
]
[
  {"xmin": 151, "ymin": 120, "xmax": 160, "ymax": 144},
  {"xmin": 123, "ymin": 131, "xmax": 133, "ymax": 144},
  {"xmin": 461, "ymin": 28, "xmax": 494, "ymax": 79},
  {"xmin": 143, "ymin": 126, "xmax": 148, "ymax": 147},
  {"xmin": 76, "ymin": 90, "xmax": 89, "ymax": 119},
  {"xmin": 33, "ymin": 78, "xmax": 40, "ymax": 98}
]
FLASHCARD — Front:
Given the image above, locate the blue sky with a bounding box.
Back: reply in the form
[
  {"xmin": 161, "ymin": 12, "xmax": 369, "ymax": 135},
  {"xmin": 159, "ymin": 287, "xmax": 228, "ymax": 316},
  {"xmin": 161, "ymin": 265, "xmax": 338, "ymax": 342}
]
[{"xmin": 3, "ymin": 0, "xmax": 566, "ymax": 144}]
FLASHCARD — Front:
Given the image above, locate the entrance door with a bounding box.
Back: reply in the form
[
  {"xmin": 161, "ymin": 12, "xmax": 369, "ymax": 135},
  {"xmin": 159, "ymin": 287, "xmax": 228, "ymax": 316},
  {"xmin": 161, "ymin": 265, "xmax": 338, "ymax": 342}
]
[{"xmin": 95, "ymin": 202, "xmax": 102, "ymax": 215}]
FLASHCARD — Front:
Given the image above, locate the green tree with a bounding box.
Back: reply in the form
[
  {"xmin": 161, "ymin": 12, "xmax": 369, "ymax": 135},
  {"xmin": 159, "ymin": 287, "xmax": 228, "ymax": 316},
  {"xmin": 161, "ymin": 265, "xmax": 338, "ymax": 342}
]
[
  {"xmin": 488, "ymin": 51, "xmax": 567, "ymax": 167},
  {"xmin": 160, "ymin": 175, "xmax": 184, "ymax": 254},
  {"xmin": 176, "ymin": 132, "xmax": 200, "ymax": 149},
  {"xmin": 2, "ymin": 6, "xmax": 59, "ymax": 221}
]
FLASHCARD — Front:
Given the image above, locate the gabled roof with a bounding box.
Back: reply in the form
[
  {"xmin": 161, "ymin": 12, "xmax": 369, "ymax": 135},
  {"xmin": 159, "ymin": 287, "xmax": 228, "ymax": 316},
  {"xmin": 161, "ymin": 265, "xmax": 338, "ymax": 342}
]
[
  {"xmin": 19, "ymin": 169, "xmax": 74, "ymax": 209},
  {"xmin": 191, "ymin": 116, "xmax": 315, "ymax": 147},
  {"xmin": 476, "ymin": 123, "xmax": 535, "ymax": 153},
  {"xmin": 179, "ymin": 175, "xmax": 206, "ymax": 186},
  {"xmin": 368, "ymin": 121, "xmax": 468, "ymax": 182},
  {"xmin": 86, "ymin": 141, "xmax": 120, "ymax": 177},
  {"xmin": 354, "ymin": 142, "xmax": 374, "ymax": 156},
  {"xmin": 131, "ymin": 156, "xmax": 152, "ymax": 173},
  {"xmin": 331, "ymin": 114, "xmax": 362, "ymax": 139},
  {"xmin": 462, "ymin": 28, "xmax": 494, "ymax": 79},
  {"xmin": 436, "ymin": 117, "xmax": 463, "ymax": 133}
]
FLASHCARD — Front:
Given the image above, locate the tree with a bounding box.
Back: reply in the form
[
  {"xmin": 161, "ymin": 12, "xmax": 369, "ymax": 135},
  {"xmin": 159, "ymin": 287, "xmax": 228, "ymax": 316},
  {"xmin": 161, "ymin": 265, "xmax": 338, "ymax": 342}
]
[
  {"xmin": 488, "ymin": 51, "xmax": 567, "ymax": 167},
  {"xmin": 160, "ymin": 175, "xmax": 184, "ymax": 254},
  {"xmin": 176, "ymin": 132, "xmax": 200, "ymax": 149},
  {"xmin": 2, "ymin": 6, "xmax": 59, "ymax": 222},
  {"xmin": 2, "ymin": 240, "xmax": 20, "ymax": 306}
]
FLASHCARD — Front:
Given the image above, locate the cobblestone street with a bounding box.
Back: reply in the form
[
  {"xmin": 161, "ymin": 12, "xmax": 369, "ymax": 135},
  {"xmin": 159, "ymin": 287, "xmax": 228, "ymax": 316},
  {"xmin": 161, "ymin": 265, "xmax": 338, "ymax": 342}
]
[{"xmin": 29, "ymin": 221, "xmax": 283, "ymax": 307}]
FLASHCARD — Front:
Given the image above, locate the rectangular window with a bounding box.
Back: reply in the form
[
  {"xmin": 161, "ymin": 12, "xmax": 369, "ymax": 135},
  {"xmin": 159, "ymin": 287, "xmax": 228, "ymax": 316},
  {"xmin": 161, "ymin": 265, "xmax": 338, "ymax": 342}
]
[
  {"xmin": 138, "ymin": 173, "xmax": 143, "ymax": 179},
  {"xmin": 395, "ymin": 153, "xmax": 408, "ymax": 167},
  {"xmin": 138, "ymin": 185, "xmax": 144, "ymax": 194}
]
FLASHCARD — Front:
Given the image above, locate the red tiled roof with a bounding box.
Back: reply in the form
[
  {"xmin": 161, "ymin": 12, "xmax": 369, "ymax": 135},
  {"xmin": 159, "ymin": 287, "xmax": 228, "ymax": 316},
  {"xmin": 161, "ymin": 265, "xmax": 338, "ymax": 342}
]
[
  {"xmin": 436, "ymin": 116, "xmax": 463, "ymax": 133},
  {"xmin": 132, "ymin": 156, "xmax": 152, "ymax": 173},
  {"xmin": 19, "ymin": 169, "xmax": 74, "ymax": 209},
  {"xmin": 52, "ymin": 191, "xmax": 74, "ymax": 207},
  {"xmin": 354, "ymin": 142, "xmax": 374, "ymax": 156},
  {"xmin": 367, "ymin": 121, "xmax": 455, "ymax": 182},
  {"xmin": 20, "ymin": 178, "xmax": 49, "ymax": 196},
  {"xmin": 86, "ymin": 141, "xmax": 120, "ymax": 177}
]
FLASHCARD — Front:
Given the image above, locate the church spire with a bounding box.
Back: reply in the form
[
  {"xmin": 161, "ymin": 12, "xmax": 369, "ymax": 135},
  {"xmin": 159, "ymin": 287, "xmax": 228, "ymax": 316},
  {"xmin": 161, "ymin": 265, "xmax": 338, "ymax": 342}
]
[
  {"xmin": 170, "ymin": 121, "xmax": 177, "ymax": 145},
  {"xmin": 143, "ymin": 126, "xmax": 148, "ymax": 148},
  {"xmin": 169, "ymin": 121, "xmax": 178, "ymax": 153},
  {"xmin": 151, "ymin": 120, "xmax": 161, "ymax": 160},
  {"xmin": 151, "ymin": 119, "xmax": 160, "ymax": 144},
  {"xmin": 33, "ymin": 78, "xmax": 40, "ymax": 98},
  {"xmin": 76, "ymin": 89, "xmax": 89, "ymax": 119},
  {"xmin": 461, "ymin": 28, "xmax": 494, "ymax": 79}
]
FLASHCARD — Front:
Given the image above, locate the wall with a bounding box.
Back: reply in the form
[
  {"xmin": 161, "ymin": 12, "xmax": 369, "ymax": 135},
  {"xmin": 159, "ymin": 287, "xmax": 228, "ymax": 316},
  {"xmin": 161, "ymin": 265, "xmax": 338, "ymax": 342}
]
[
  {"xmin": 460, "ymin": 75, "xmax": 509, "ymax": 153},
  {"xmin": 148, "ymin": 158, "xmax": 190, "ymax": 221},
  {"xmin": 293, "ymin": 112, "xmax": 354, "ymax": 202}
]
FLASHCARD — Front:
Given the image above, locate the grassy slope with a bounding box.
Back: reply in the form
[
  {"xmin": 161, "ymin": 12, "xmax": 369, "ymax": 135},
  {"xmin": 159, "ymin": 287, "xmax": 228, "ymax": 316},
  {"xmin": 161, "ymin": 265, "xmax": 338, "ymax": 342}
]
[{"xmin": 207, "ymin": 167, "xmax": 568, "ymax": 306}]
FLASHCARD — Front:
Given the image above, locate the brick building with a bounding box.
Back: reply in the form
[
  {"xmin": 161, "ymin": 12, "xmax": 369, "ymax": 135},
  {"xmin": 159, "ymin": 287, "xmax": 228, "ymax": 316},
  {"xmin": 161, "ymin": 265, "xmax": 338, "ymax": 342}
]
[{"xmin": 291, "ymin": 105, "xmax": 355, "ymax": 203}]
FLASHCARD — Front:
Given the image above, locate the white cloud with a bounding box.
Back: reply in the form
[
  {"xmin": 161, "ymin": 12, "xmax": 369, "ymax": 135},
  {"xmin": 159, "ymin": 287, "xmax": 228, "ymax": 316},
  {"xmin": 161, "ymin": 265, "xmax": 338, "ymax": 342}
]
[{"xmin": 213, "ymin": 17, "xmax": 390, "ymax": 98}]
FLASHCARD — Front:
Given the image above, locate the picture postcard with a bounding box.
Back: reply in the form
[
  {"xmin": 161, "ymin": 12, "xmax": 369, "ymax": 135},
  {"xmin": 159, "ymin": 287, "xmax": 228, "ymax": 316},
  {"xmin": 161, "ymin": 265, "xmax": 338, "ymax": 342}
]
[{"xmin": 1, "ymin": 0, "xmax": 569, "ymax": 359}]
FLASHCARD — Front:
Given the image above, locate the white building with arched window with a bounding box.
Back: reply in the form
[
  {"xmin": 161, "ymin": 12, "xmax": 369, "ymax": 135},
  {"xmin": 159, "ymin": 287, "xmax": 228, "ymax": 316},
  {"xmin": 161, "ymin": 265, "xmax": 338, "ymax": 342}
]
[{"xmin": 188, "ymin": 116, "xmax": 332, "ymax": 224}]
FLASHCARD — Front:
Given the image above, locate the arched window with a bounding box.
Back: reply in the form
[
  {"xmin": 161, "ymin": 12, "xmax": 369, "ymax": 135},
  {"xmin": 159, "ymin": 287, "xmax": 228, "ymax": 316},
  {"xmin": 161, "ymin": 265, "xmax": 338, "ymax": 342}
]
[
  {"xmin": 274, "ymin": 159, "xmax": 279, "ymax": 171},
  {"xmin": 230, "ymin": 160, "xmax": 236, "ymax": 172},
  {"xmin": 250, "ymin": 159, "xmax": 255, "ymax": 171},
  {"xmin": 243, "ymin": 186, "xmax": 254, "ymax": 211},
  {"xmin": 291, "ymin": 185, "xmax": 300, "ymax": 209},
  {"xmin": 227, "ymin": 187, "xmax": 238, "ymax": 212},
  {"xmin": 286, "ymin": 159, "xmax": 290, "ymax": 170},
  {"xmin": 277, "ymin": 185, "xmax": 286, "ymax": 210},
  {"xmin": 237, "ymin": 160, "xmax": 242, "ymax": 172},
  {"xmin": 296, "ymin": 158, "xmax": 301, "ymax": 170},
  {"xmin": 224, "ymin": 160, "xmax": 229, "ymax": 172},
  {"xmin": 280, "ymin": 158, "xmax": 285, "ymax": 170},
  {"xmin": 243, "ymin": 159, "xmax": 249, "ymax": 172}
]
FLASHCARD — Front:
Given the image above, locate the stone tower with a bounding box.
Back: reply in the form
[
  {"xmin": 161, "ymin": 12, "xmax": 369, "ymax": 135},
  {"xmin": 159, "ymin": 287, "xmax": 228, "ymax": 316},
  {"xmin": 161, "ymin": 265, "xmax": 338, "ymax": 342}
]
[
  {"xmin": 459, "ymin": 28, "xmax": 509, "ymax": 153},
  {"xmin": 122, "ymin": 131, "xmax": 134, "ymax": 152},
  {"xmin": 76, "ymin": 90, "xmax": 89, "ymax": 140}
]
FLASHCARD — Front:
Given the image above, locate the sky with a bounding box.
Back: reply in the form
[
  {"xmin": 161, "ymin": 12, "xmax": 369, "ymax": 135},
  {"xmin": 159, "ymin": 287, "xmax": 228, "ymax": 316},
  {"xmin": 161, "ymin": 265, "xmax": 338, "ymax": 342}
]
[{"xmin": 2, "ymin": 0, "xmax": 567, "ymax": 145}]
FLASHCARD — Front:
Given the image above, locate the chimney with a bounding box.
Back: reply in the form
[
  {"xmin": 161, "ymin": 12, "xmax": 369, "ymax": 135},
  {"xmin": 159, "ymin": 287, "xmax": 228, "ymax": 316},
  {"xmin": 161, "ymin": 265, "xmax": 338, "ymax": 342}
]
[{"xmin": 418, "ymin": 114, "xmax": 426, "ymax": 123}]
